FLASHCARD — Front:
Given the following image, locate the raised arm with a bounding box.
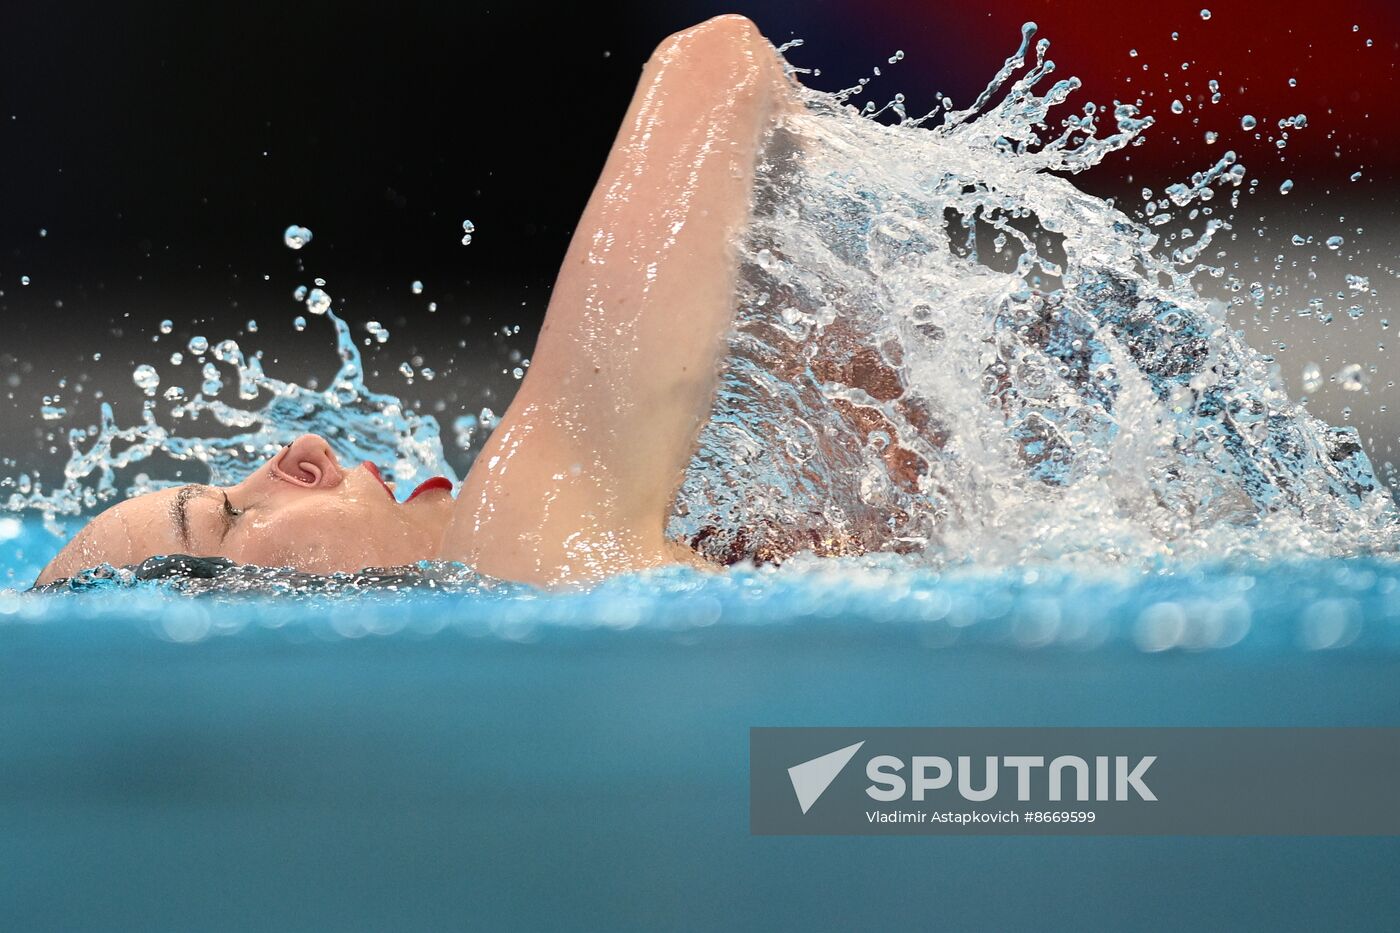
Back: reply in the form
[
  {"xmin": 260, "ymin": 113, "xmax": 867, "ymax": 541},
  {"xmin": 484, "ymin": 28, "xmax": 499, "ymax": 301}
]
[{"xmin": 440, "ymin": 15, "xmax": 795, "ymax": 585}]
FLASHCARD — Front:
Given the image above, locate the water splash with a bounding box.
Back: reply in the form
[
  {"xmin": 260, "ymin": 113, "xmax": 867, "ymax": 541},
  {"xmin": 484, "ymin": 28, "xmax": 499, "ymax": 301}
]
[
  {"xmin": 669, "ymin": 24, "xmax": 1399, "ymax": 568},
  {"xmin": 4, "ymin": 22, "xmax": 1397, "ymax": 582},
  {"xmin": 4, "ymin": 310, "xmax": 457, "ymax": 536}
]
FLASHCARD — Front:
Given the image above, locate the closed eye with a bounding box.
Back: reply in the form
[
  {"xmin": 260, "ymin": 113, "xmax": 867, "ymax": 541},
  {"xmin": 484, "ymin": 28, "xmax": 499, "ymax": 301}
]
[
  {"xmin": 171, "ymin": 484, "xmax": 239, "ymax": 553},
  {"xmin": 220, "ymin": 492, "xmax": 244, "ymax": 540}
]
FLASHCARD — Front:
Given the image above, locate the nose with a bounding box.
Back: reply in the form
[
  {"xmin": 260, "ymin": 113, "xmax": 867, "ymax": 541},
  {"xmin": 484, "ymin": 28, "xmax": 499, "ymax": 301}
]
[{"xmin": 270, "ymin": 434, "xmax": 344, "ymax": 489}]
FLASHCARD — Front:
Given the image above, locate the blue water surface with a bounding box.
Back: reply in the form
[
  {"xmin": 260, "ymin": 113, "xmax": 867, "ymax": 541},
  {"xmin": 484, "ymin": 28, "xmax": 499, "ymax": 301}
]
[{"xmin": 3, "ymin": 517, "xmax": 1400, "ymax": 931}]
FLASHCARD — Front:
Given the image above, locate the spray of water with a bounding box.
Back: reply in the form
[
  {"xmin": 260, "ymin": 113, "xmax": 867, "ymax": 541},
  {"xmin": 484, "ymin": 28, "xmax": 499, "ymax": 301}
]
[
  {"xmin": 4, "ymin": 309, "xmax": 457, "ymax": 537},
  {"xmin": 669, "ymin": 24, "xmax": 1399, "ymax": 568},
  {"xmin": 6, "ymin": 22, "xmax": 1399, "ymax": 579}
]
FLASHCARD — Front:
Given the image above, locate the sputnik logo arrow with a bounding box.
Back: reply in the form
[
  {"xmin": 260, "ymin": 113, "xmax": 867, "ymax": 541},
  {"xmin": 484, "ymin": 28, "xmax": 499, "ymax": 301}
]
[{"xmin": 787, "ymin": 741, "xmax": 865, "ymax": 814}]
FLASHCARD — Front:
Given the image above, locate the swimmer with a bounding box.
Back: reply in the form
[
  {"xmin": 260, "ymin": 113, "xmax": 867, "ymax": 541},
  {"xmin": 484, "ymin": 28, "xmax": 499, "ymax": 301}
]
[{"xmin": 37, "ymin": 15, "xmax": 798, "ymax": 588}]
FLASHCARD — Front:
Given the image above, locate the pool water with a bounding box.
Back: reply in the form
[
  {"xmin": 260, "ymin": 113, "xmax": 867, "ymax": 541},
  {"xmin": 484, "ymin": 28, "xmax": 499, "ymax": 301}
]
[{"xmin": 4, "ymin": 519, "xmax": 1400, "ymax": 930}]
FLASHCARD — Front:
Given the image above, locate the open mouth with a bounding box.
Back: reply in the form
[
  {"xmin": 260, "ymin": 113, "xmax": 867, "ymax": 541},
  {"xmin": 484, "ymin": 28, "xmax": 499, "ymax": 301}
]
[{"xmin": 363, "ymin": 462, "xmax": 451, "ymax": 502}]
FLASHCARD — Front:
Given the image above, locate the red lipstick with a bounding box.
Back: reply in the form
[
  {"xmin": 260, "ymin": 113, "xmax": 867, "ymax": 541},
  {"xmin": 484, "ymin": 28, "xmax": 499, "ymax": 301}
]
[
  {"xmin": 362, "ymin": 461, "xmax": 396, "ymax": 501},
  {"xmin": 363, "ymin": 461, "xmax": 451, "ymax": 502},
  {"xmin": 406, "ymin": 477, "xmax": 453, "ymax": 501}
]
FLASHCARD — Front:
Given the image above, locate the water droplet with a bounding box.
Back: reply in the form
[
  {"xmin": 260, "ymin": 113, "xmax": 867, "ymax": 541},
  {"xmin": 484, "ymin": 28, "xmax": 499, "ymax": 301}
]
[
  {"xmin": 1171, "ymin": 100, "xmax": 1184, "ymax": 114},
  {"xmin": 1288, "ymin": 77, "xmax": 1297, "ymax": 87},
  {"xmin": 202, "ymin": 361, "xmax": 224, "ymax": 396},
  {"xmin": 1350, "ymin": 171, "xmax": 1362, "ymax": 182},
  {"xmin": 283, "ymin": 224, "xmax": 313, "ymax": 250},
  {"xmin": 132, "ymin": 365, "xmax": 160, "ymax": 395},
  {"xmin": 1302, "ymin": 363, "xmax": 1322, "ymax": 394},
  {"xmin": 398, "ymin": 362, "xmax": 414, "ymax": 379},
  {"xmin": 246, "ymin": 319, "xmax": 259, "ymax": 333},
  {"xmin": 888, "ymin": 50, "xmax": 905, "ymax": 64},
  {"xmin": 1337, "ymin": 363, "xmax": 1366, "ymax": 392},
  {"xmin": 1171, "ymin": 31, "xmax": 1179, "ymax": 41},
  {"xmin": 1326, "ymin": 235, "xmax": 1345, "ymax": 250},
  {"xmin": 460, "ymin": 219, "xmax": 475, "ymax": 247},
  {"xmin": 187, "ymin": 336, "xmax": 209, "ymax": 355},
  {"xmin": 292, "ymin": 316, "xmax": 307, "ymax": 332},
  {"xmin": 411, "ymin": 280, "xmax": 424, "ymax": 295},
  {"xmin": 1200, "ymin": 8, "xmax": 1211, "ymax": 19},
  {"xmin": 1129, "ymin": 48, "xmax": 1138, "ymax": 57},
  {"xmin": 159, "ymin": 319, "xmax": 174, "ymax": 334},
  {"xmin": 19, "ymin": 275, "xmax": 30, "ymax": 286},
  {"xmin": 1204, "ymin": 131, "xmax": 1218, "ymax": 144},
  {"xmin": 1279, "ymin": 179, "xmax": 1294, "ymax": 194},
  {"xmin": 306, "ymin": 287, "xmax": 332, "ymax": 315},
  {"xmin": 169, "ymin": 352, "xmax": 183, "ymax": 365},
  {"xmin": 1240, "ymin": 114, "xmax": 1257, "ymax": 130}
]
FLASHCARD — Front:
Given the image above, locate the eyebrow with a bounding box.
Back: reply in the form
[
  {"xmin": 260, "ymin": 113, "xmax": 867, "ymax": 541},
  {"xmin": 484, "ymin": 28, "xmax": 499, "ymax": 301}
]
[{"xmin": 170, "ymin": 484, "xmax": 213, "ymax": 551}]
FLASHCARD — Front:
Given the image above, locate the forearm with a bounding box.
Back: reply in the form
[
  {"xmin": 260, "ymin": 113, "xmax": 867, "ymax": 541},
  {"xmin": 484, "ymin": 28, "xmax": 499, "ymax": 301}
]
[
  {"xmin": 443, "ymin": 15, "xmax": 793, "ymax": 585},
  {"xmin": 532, "ymin": 15, "xmax": 791, "ymax": 506}
]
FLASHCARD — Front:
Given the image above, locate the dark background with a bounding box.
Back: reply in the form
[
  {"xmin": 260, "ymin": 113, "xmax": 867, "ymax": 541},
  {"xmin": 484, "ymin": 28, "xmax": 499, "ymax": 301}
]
[{"xmin": 2, "ymin": 0, "xmax": 1398, "ymax": 484}]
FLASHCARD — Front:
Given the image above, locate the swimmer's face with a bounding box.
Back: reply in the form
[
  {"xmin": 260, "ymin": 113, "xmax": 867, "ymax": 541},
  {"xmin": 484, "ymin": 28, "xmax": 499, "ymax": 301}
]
[{"xmin": 36, "ymin": 433, "xmax": 454, "ymax": 585}]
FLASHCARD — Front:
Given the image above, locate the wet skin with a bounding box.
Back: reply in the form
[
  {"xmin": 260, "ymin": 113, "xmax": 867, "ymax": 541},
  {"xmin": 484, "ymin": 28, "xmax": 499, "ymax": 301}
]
[
  {"xmin": 38, "ymin": 15, "xmax": 797, "ymax": 588},
  {"xmin": 37, "ymin": 433, "xmax": 453, "ymax": 583},
  {"xmin": 441, "ymin": 14, "xmax": 798, "ymax": 584}
]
